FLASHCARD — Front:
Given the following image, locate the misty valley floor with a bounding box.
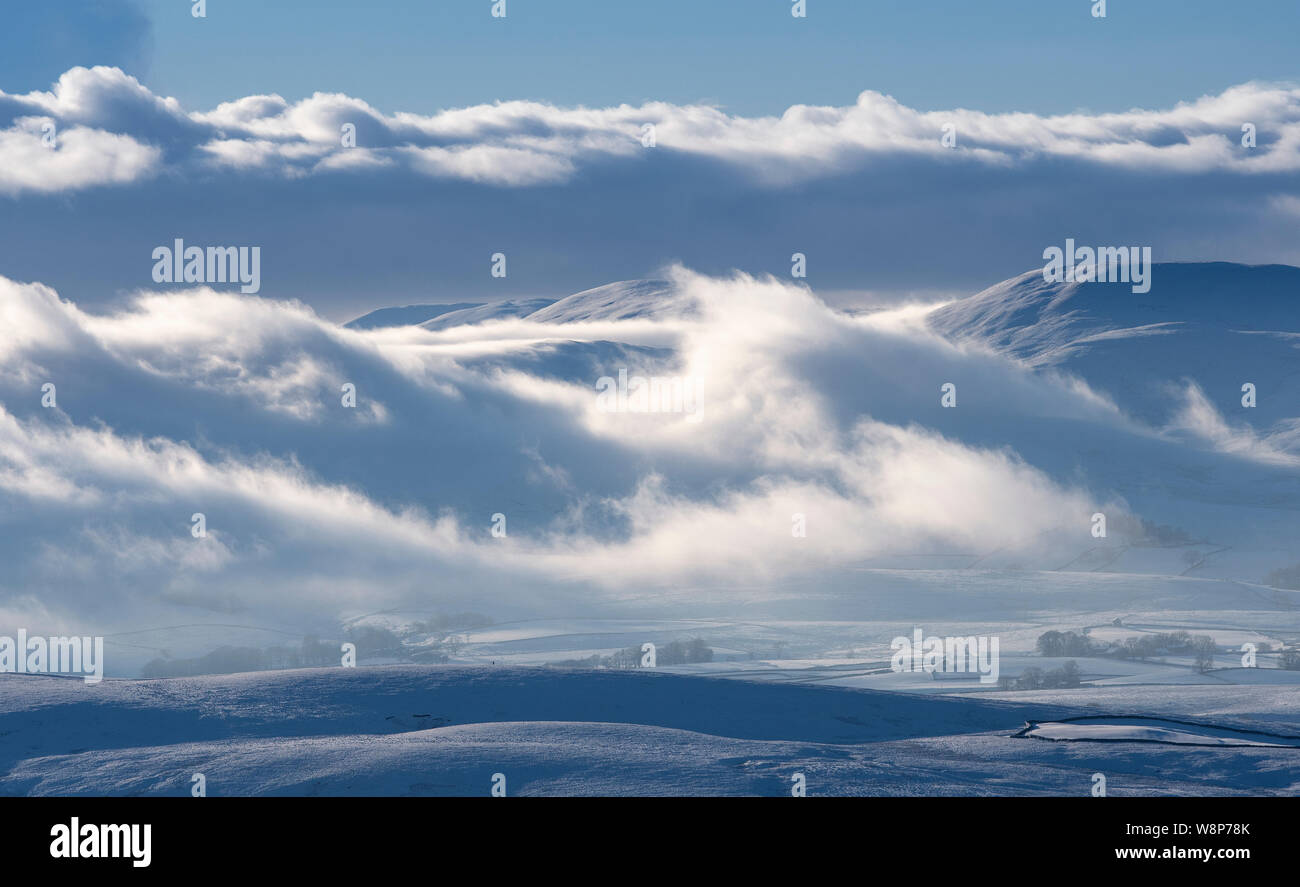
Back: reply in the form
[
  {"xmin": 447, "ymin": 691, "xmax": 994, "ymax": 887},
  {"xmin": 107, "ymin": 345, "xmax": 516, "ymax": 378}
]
[
  {"xmin": 8, "ymin": 565, "xmax": 1300, "ymax": 796},
  {"xmin": 2, "ymin": 664, "xmax": 1297, "ymax": 796}
]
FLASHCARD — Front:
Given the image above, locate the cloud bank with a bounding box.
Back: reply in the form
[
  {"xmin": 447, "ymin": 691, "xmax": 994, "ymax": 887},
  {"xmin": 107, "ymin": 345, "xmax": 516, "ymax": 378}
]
[
  {"xmin": 0, "ymin": 266, "xmax": 1166, "ymax": 647},
  {"xmin": 4, "ymin": 67, "xmax": 1300, "ymax": 194}
]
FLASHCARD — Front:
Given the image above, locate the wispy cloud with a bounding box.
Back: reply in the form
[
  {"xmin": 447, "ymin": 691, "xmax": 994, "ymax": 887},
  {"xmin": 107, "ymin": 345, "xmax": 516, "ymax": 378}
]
[{"xmin": 1166, "ymin": 381, "xmax": 1300, "ymax": 467}]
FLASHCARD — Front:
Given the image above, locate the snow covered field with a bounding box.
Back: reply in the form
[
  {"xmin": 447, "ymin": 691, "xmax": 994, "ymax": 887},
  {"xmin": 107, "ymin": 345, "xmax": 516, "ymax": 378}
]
[
  {"xmin": 7, "ymin": 554, "xmax": 1300, "ymax": 796},
  {"xmin": 3, "ymin": 665, "xmax": 1297, "ymax": 796}
]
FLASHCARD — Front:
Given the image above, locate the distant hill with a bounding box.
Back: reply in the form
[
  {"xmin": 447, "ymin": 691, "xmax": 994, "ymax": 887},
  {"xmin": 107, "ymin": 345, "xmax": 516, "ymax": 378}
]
[
  {"xmin": 927, "ymin": 262, "xmax": 1300, "ymax": 429},
  {"xmin": 420, "ymin": 298, "xmax": 557, "ymax": 330},
  {"xmin": 345, "ymin": 302, "xmax": 483, "ymax": 329}
]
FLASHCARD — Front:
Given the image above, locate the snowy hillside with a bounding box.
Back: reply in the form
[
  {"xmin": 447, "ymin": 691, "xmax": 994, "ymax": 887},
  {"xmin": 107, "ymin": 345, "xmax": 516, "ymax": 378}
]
[
  {"xmin": 927, "ymin": 263, "xmax": 1300, "ymax": 437},
  {"xmin": 524, "ymin": 279, "xmax": 684, "ymax": 323},
  {"xmin": 345, "ymin": 281, "xmax": 682, "ymax": 332},
  {"xmin": 4, "ymin": 666, "xmax": 1296, "ymax": 796},
  {"xmin": 345, "ymin": 302, "xmax": 484, "ymax": 330},
  {"xmin": 419, "ymin": 298, "xmax": 558, "ymax": 330}
]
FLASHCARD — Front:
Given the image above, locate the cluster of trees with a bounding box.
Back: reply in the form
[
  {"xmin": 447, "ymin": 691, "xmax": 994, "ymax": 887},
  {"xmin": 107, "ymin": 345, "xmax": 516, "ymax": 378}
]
[
  {"xmin": 998, "ymin": 660, "xmax": 1081, "ymax": 691},
  {"xmin": 1035, "ymin": 629, "xmax": 1219, "ymax": 672},
  {"xmin": 1115, "ymin": 631, "xmax": 1216, "ymax": 671},
  {"xmin": 1035, "ymin": 631, "xmax": 1095, "ymax": 657},
  {"xmin": 608, "ymin": 634, "xmax": 712, "ymax": 663},
  {"xmin": 1265, "ymin": 564, "xmax": 1300, "ymax": 591},
  {"xmin": 659, "ymin": 638, "xmax": 713, "ymax": 665}
]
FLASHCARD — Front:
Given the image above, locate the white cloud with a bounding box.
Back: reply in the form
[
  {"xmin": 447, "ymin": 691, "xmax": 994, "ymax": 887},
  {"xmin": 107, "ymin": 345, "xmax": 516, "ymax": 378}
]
[
  {"xmin": 399, "ymin": 144, "xmax": 575, "ymax": 186},
  {"xmin": 0, "ymin": 117, "xmax": 159, "ymax": 194},
  {"xmin": 0, "ymin": 265, "xmax": 1149, "ymax": 640},
  {"xmin": 1166, "ymin": 382, "xmax": 1300, "ymax": 467},
  {"xmin": 4, "ymin": 67, "xmax": 1300, "ymax": 194}
]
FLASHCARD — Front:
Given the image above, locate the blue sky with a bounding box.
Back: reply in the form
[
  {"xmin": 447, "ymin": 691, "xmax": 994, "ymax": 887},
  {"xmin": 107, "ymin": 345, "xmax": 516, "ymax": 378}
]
[{"xmin": 3, "ymin": 0, "xmax": 1299, "ymax": 116}]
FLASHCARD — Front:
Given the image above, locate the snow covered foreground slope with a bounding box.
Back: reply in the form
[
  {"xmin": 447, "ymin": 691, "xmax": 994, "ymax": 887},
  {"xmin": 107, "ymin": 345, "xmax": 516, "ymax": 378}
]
[{"xmin": 2, "ymin": 666, "xmax": 1297, "ymax": 796}]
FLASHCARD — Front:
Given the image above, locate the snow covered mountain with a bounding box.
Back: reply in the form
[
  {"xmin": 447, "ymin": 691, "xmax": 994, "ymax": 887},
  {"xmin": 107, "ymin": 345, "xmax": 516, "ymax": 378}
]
[
  {"xmin": 344, "ymin": 302, "xmax": 484, "ymax": 330},
  {"xmin": 927, "ymin": 263, "xmax": 1300, "ymax": 434},
  {"xmin": 524, "ymin": 279, "xmax": 683, "ymax": 323},
  {"xmin": 419, "ymin": 298, "xmax": 557, "ymax": 330},
  {"xmin": 343, "ymin": 280, "xmax": 682, "ymax": 333}
]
